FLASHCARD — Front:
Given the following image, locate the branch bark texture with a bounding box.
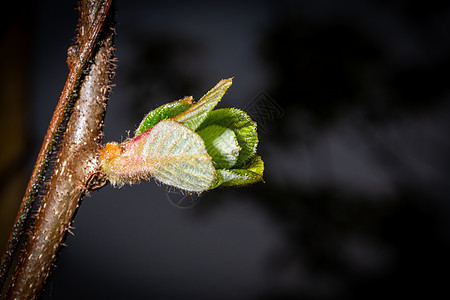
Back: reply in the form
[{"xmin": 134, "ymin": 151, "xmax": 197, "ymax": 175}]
[{"xmin": 1, "ymin": 0, "xmax": 114, "ymax": 298}]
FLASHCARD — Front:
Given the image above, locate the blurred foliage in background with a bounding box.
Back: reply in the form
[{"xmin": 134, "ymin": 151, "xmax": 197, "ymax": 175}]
[{"xmin": 1, "ymin": 0, "xmax": 450, "ymax": 299}]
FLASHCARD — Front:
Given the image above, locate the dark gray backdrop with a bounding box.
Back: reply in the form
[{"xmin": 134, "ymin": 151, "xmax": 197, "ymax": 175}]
[{"xmin": 1, "ymin": 0, "xmax": 450, "ymax": 299}]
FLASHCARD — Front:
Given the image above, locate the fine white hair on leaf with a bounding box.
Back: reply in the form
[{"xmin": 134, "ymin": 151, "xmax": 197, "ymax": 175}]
[{"xmin": 100, "ymin": 120, "xmax": 215, "ymax": 192}]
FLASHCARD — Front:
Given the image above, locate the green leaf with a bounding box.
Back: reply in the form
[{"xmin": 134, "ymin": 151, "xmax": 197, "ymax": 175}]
[
  {"xmin": 213, "ymin": 155, "xmax": 264, "ymax": 188},
  {"xmin": 243, "ymin": 154, "xmax": 264, "ymax": 175},
  {"xmin": 174, "ymin": 78, "xmax": 232, "ymax": 130},
  {"xmin": 197, "ymin": 108, "xmax": 258, "ymax": 167},
  {"xmin": 135, "ymin": 96, "xmax": 192, "ymax": 136},
  {"xmin": 100, "ymin": 78, "xmax": 264, "ymax": 192},
  {"xmin": 103, "ymin": 119, "xmax": 215, "ymax": 192},
  {"xmin": 197, "ymin": 125, "xmax": 240, "ymax": 169}
]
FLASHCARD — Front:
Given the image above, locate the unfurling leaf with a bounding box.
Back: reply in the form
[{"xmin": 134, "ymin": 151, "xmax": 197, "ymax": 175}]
[
  {"xmin": 99, "ymin": 78, "xmax": 264, "ymax": 193},
  {"xmin": 198, "ymin": 108, "xmax": 258, "ymax": 166},
  {"xmin": 213, "ymin": 155, "xmax": 264, "ymax": 188},
  {"xmin": 100, "ymin": 120, "xmax": 215, "ymax": 192},
  {"xmin": 135, "ymin": 96, "xmax": 192, "ymax": 136},
  {"xmin": 197, "ymin": 125, "xmax": 240, "ymax": 169},
  {"xmin": 174, "ymin": 78, "xmax": 232, "ymax": 130}
]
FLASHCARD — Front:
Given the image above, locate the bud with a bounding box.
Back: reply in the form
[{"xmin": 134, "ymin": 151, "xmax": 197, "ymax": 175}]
[{"xmin": 99, "ymin": 78, "xmax": 264, "ymax": 192}]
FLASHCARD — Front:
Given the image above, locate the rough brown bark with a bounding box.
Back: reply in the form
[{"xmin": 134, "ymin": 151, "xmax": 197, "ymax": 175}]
[{"xmin": 0, "ymin": 0, "xmax": 114, "ymax": 298}]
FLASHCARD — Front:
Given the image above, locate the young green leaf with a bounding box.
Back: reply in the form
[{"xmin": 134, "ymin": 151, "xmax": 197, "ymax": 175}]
[
  {"xmin": 213, "ymin": 155, "xmax": 264, "ymax": 188},
  {"xmin": 100, "ymin": 119, "xmax": 215, "ymax": 192},
  {"xmin": 197, "ymin": 108, "xmax": 258, "ymax": 167},
  {"xmin": 197, "ymin": 125, "xmax": 240, "ymax": 169},
  {"xmin": 174, "ymin": 78, "xmax": 232, "ymax": 130},
  {"xmin": 135, "ymin": 96, "xmax": 192, "ymax": 136}
]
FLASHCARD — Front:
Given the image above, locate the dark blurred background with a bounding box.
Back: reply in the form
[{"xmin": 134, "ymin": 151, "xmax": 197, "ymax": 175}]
[{"xmin": 1, "ymin": 0, "xmax": 450, "ymax": 299}]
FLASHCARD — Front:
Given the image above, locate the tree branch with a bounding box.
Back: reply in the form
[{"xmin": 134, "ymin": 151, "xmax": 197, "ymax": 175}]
[{"xmin": 0, "ymin": 0, "xmax": 114, "ymax": 298}]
